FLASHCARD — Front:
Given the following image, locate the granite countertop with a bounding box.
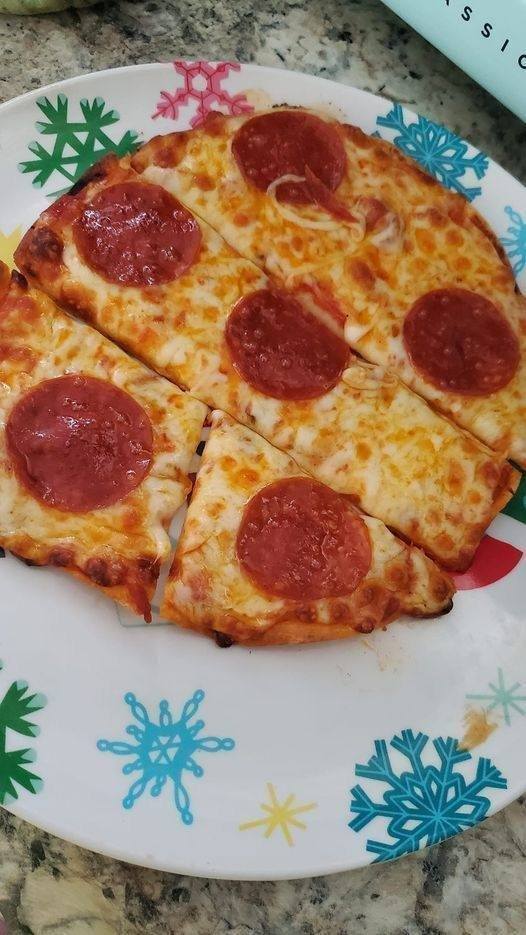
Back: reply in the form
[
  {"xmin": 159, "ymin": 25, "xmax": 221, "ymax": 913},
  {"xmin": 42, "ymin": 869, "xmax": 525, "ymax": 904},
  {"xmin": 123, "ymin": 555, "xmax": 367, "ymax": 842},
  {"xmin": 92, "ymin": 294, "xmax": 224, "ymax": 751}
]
[{"xmin": 0, "ymin": 1, "xmax": 525, "ymax": 932}]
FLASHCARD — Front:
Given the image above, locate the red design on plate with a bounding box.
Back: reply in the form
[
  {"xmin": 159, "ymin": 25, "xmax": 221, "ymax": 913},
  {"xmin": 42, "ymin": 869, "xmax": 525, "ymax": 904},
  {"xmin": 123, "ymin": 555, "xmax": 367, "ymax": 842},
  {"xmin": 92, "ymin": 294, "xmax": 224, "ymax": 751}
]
[
  {"xmin": 452, "ymin": 535, "xmax": 523, "ymax": 590},
  {"xmin": 153, "ymin": 61, "xmax": 253, "ymax": 128}
]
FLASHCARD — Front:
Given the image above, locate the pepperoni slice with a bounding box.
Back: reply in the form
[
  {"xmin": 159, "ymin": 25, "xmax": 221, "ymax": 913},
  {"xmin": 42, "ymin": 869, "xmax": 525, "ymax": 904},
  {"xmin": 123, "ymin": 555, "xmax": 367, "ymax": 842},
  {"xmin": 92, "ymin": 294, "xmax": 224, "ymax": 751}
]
[
  {"xmin": 236, "ymin": 477, "xmax": 371, "ymax": 600},
  {"xmin": 6, "ymin": 374, "xmax": 153, "ymax": 513},
  {"xmin": 74, "ymin": 181, "xmax": 201, "ymax": 287},
  {"xmin": 232, "ymin": 111, "xmax": 347, "ymax": 205},
  {"xmin": 225, "ymin": 288, "xmax": 349, "ymax": 399},
  {"xmin": 403, "ymin": 288, "xmax": 520, "ymax": 396}
]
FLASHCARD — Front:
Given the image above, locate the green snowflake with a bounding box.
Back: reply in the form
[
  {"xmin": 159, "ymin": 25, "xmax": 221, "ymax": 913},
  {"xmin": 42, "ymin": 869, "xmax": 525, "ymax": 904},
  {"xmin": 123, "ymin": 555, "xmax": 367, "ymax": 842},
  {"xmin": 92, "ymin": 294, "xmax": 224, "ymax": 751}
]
[
  {"xmin": 0, "ymin": 661, "xmax": 46, "ymax": 804},
  {"xmin": 18, "ymin": 94, "xmax": 140, "ymax": 197}
]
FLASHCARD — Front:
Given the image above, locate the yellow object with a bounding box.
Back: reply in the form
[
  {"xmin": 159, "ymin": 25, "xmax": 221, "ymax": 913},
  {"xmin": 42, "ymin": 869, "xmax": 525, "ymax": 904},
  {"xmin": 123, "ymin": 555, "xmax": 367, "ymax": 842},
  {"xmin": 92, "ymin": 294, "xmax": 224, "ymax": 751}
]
[
  {"xmin": 0, "ymin": 226, "xmax": 22, "ymax": 269},
  {"xmin": 239, "ymin": 783, "xmax": 317, "ymax": 846}
]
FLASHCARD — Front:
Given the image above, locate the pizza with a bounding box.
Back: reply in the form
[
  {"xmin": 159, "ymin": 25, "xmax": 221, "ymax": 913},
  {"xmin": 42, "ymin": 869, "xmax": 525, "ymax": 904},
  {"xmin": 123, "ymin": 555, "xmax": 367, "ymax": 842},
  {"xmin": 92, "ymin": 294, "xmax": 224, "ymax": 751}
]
[
  {"xmin": 0, "ymin": 262, "xmax": 207, "ymax": 620},
  {"xmin": 129, "ymin": 108, "xmax": 526, "ymax": 468},
  {"xmin": 14, "ymin": 153, "xmax": 518, "ymax": 571},
  {"xmin": 161, "ymin": 411, "xmax": 455, "ymax": 646}
]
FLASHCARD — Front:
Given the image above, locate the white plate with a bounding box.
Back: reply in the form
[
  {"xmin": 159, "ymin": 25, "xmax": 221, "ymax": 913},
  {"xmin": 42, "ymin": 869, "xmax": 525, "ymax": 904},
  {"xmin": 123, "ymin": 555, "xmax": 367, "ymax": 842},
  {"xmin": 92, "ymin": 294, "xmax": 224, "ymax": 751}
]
[{"xmin": 0, "ymin": 61, "xmax": 525, "ymax": 881}]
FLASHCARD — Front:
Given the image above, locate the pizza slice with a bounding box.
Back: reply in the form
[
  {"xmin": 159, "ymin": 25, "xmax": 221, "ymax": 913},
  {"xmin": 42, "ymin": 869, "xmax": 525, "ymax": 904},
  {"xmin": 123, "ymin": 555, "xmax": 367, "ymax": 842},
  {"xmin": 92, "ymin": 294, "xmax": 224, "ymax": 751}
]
[
  {"xmin": 130, "ymin": 108, "xmax": 526, "ymax": 467},
  {"xmin": 161, "ymin": 411, "xmax": 455, "ymax": 646},
  {"xmin": 0, "ymin": 262, "xmax": 207, "ymax": 620},
  {"xmin": 13, "ymin": 155, "xmax": 518, "ymax": 570}
]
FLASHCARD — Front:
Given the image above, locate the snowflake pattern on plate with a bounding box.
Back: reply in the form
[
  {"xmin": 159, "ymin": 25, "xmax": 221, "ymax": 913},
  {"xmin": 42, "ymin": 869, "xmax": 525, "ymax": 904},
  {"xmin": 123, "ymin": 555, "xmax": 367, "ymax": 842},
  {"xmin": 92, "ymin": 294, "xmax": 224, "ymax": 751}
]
[
  {"xmin": 153, "ymin": 60, "xmax": 253, "ymax": 128},
  {"xmin": 466, "ymin": 669, "xmax": 526, "ymax": 726},
  {"xmin": 451, "ymin": 534, "xmax": 523, "ymax": 590},
  {"xmin": 239, "ymin": 783, "xmax": 317, "ymax": 846},
  {"xmin": 0, "ymin": 661, "xmax": 46, "ymax": 805},
  {"xmin": 97, "ymin": 689, "xmax": 235, "ymax": 824},
  {"xmin": 500, "ymin": 206, "xmax": 526, "ymax": 277},
  {"xmin": 18, "ymin": 95, "xmax": 140, "ymax": 197},
  {"xmin": 349, "ymin": 729, "xmax": 507, "ymax": 862},
  {"xmin": 376, "ymin": 103, "xmax": 489, "ymax": 201}
]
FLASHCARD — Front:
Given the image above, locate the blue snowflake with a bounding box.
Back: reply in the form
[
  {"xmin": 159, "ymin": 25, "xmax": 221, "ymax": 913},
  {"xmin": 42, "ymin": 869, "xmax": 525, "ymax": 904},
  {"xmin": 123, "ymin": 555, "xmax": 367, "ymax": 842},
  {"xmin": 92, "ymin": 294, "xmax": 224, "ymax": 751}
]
[
  {"xmin": 501, "ymin": 206, "xmax": 526, "ymax": 277},
  {"xmin": 349, "ymin": 729, "xmax": 507, "ymax": 862},
  {"xmin": 376, "ymin": 103, "xmax": 489, "ymax": 202},
  {"xmin": 97, "ymin": 689, "xmax": 235, "ymax": 825}
]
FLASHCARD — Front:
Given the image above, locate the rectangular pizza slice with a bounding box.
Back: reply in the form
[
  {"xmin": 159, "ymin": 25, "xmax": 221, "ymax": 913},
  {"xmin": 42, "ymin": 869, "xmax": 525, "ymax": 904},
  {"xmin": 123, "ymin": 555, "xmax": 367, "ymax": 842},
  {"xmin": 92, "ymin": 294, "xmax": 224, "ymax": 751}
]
[
  {"xmin": 0, "ymin": 262, "xmax": 207, "ymax": 620},
  {"xmin": 161, "ymin": 411, "xmax": 455, "ymax": 646},
  {"xmin": 129, "ymin": 108, "xmax": 526, "ymax": 468},
  {"xmin": 13, "ymin": 155, "xmax": 518, "ymax": 570}
]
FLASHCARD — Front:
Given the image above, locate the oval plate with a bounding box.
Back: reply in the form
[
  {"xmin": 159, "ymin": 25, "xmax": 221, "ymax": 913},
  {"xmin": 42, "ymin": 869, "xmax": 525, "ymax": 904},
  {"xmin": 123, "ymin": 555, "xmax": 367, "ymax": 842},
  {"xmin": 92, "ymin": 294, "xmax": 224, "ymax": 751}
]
[{"xmin": 0, "ymin": 62, "xmax": 525, "ymax": 880}]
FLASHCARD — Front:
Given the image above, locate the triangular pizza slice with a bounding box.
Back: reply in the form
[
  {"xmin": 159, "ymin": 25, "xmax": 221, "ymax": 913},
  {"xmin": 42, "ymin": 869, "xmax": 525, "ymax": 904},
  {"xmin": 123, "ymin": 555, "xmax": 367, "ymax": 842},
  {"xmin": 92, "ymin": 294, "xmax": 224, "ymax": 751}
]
[
  {"xmin": 161, "ymin": 412, "xmax": 455, "ymax": 646},
  {"xmin": 0, "ymin": 263, "xmax": 207, "ymax": 619}
]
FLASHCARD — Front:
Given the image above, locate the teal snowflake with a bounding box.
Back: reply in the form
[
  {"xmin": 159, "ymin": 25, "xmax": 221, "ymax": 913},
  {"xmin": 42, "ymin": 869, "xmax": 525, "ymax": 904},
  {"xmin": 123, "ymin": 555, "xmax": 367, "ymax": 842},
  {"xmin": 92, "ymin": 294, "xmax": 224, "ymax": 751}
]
[
  {"xmin": 376, "ymin": 103, "xmax": 489, "ymax": 201},
  {"xmin": 0, "ymin": 661, "xmax": 46, "ymax": 805},
  {"xmin": 349, "ymin": 729, "xmax": 506, "ymax": 862},
  {"xmin": 466, "ymin": 668, "xmax": 526, "ymax": 725},
  {"xmin": 18, "ymin": 95, "xmax": 140, "ymax": 197},
  {"xmin": 97, "ymin": 689, "xmax": 235, "ymax": 824},
  {"xmin": 501, "ymin": 206, "xmax": 526, "ymax": 277}
]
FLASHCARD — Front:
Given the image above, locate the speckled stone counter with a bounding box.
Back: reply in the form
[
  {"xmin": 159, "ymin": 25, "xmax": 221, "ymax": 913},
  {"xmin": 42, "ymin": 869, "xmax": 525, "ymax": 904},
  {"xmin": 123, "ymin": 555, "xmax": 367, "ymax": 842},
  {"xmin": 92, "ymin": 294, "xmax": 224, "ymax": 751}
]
[{"xmin": 0, "ymin": 1, "xmax": 525, "ymax": 932}]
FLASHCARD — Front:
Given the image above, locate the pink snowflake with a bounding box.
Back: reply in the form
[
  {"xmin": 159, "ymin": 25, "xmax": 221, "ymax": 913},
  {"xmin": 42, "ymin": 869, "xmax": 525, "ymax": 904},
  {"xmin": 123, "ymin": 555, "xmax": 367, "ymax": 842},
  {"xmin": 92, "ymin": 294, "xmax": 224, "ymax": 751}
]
[{"xmin": 153, "ymin": 61, "xmax": 254, "ymax": 128}]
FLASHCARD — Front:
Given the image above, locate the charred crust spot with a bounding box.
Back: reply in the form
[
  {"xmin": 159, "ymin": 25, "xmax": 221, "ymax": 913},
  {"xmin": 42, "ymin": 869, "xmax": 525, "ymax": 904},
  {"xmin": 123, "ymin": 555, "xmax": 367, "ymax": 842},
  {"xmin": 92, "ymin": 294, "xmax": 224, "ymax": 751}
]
[
  {"xmin": 68, "ymin": 155, "xmax": 116, "ymax": 196},
  {"xmin": 355, "ymin": 617, "xmax": 376, "ymax": 634},
  {"xmin": 214, "ymin": 630, "xmax": 234, "ymax": 648},
  {"xmin": 49, "ymin": 547, "xmax": 74, "ymax": 568},
  {"xmin": 416, "ymin": 595, "xmax": 454, "ymax": 619},
  {"xmin": 85, "ymin": 557, "xmax": 125, "ymax": 588},
  {"xmin": 10, "ymin": 270, "xmax": 28, "ymax": 290},
  {"xmin": 27, "ymin": 227, "xmax": 63, "ymax": 263},
  {"xmin": 11, "ymin": 551, "xmax": 40, "ymax": 567}
]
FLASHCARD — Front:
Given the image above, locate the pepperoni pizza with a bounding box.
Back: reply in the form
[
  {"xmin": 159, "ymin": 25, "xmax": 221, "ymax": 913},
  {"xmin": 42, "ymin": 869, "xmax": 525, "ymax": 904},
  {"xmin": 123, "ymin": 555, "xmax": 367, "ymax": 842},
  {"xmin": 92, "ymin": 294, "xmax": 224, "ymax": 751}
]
[
  {"xmin": 161, "ymin": 412, "xmax": 455, "ymax": 645},
  {"xmin": 14, "ymin": 155, "xmax": 518, "ymax": 571},
  {"xmin": 130, "ymin": 108, "xmax": 526, "ymax": 467},
  {"xmin": 0, "ymin": 262, "xmax": 207, "ymax": 620}
]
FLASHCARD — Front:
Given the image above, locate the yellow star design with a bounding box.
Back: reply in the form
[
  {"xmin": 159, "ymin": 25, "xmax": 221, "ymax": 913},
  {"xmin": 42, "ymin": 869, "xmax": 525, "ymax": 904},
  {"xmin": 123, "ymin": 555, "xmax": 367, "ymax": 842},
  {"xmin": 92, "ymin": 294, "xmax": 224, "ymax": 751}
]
[
  {"xmin": 0, "ymin": 226, "xmax": 23, "ymax": 269},
  {"xmin": 239, "ymin": 783, "xmax": 317, "ymax": 846}
]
